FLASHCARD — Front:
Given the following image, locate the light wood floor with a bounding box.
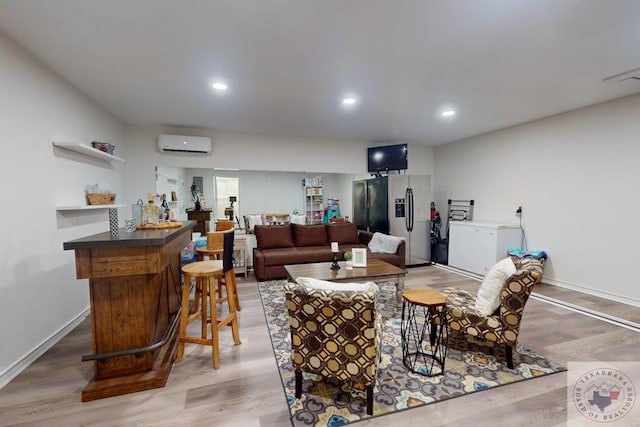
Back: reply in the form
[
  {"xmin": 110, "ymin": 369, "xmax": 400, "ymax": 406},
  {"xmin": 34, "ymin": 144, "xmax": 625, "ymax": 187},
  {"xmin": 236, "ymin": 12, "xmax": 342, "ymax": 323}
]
[{"xmin": 1, "ymin": 266, "xmax": 639, "ymax": 426}]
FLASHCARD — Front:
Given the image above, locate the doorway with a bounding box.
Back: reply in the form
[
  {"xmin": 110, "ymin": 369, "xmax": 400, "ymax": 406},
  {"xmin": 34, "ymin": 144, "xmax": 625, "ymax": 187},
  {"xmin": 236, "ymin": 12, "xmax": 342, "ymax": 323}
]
[{"xmin": 215, "ymin": 176, "xmax": 239, "ymax": 226}]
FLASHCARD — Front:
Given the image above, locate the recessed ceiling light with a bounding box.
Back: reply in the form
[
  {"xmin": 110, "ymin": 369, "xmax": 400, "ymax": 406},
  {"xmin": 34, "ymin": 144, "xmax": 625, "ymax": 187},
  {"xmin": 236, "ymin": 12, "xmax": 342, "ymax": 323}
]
[
  {"xmin": 342, "ymin": 98, "xmax": 357, "ymax": 105},
  {"xmin": 436, "ymin": 104, "xmax": 457, "ymax": 119},
  {"xmin": 212, "ymin": 82, "xmax": 228, "ymax": 91}
]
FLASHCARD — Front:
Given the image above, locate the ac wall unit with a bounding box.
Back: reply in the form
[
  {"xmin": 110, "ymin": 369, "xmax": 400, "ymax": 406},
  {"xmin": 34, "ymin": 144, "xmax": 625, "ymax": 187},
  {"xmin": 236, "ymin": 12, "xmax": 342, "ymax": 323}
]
[{"xmin": 158, "ymin": 135, "xmax": 212, "ymax": 154}]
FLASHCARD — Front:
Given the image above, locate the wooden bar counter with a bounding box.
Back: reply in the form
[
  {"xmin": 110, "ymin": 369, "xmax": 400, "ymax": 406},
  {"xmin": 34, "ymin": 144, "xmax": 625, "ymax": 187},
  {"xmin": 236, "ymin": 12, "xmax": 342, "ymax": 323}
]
[{"xmin": 63, "ymin": 221, "xmax": 195, "ymax": 401}]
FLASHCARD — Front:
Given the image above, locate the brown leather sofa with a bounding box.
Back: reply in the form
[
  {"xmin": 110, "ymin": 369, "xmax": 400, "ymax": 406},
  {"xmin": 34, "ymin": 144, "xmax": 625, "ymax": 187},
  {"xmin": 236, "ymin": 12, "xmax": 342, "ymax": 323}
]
[{"xmin": 253, "ymin": 222, "xmax": 406, "ymax": 281}]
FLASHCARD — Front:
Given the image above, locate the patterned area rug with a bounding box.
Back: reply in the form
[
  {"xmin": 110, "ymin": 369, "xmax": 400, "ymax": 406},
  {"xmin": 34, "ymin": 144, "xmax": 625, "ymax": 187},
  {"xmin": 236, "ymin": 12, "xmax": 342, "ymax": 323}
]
[{"xmin": 258, "ymin": 281, "xmax": 566, "ymax": 427}]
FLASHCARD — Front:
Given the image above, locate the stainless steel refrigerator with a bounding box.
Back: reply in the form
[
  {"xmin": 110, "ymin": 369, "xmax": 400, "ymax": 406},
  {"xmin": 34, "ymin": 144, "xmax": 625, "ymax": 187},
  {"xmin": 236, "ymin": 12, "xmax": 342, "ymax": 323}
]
[
  {"xmin": 353, "ymin": 175, "xmax": 431, "ymax": 265},
  {"xmin": 353, "ymin": 176, "xmax": 389, "ymax": 234},
  {"xmin": 388, "ymin": 175, "xmax": 431, "ymax": 266}
]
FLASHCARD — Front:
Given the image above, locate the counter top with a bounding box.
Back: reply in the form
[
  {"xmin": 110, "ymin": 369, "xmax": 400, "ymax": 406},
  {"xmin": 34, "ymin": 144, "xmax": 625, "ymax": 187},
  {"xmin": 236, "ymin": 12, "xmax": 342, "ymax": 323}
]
[{"xmin": 63, "ymin": 220, "xmax": 196, "ymax": 250}]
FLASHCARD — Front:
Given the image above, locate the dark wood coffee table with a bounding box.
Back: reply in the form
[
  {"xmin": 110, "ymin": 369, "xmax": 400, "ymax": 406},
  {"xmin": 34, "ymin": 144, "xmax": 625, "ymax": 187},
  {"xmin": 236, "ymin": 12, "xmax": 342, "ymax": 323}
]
[{"xmin": 284, "ymin": 259, "xmax": 407, "ymax": 289}]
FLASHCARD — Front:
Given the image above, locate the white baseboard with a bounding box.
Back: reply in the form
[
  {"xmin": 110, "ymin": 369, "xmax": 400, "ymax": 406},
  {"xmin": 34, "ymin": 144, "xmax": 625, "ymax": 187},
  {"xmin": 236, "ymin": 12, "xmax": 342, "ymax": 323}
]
[
  {"xmin": 434, "ymin": 263, "xmax": 640, "ymax": 309},
  {"xmin": 530, "ymin": 293, "xmax": 640, "ymax": 332},
  {"xmin": 433, "ymin": 263, "xmax": 483, "ymax": 281},
  {"xmin": 434, "ymin": 263, "xmax": 640, "ymax": 330},
  {"xmin": 542, "ymin": 276, "xmax": 640, "ymax": 308},
  {"xmin": 0, "ymin": 308, "xmax": 89, "ymax": 389}
]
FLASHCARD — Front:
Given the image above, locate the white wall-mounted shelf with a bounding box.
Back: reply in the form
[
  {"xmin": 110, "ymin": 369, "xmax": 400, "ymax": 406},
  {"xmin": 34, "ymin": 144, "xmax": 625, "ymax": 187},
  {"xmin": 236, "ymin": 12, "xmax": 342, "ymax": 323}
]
[
  {"xmin": 56, "ymin": 204, "xmax": 126, "ymax": 211},
  {"xmin": 53, "ymin": 142, "xmax": 124, "ymax": 162}
]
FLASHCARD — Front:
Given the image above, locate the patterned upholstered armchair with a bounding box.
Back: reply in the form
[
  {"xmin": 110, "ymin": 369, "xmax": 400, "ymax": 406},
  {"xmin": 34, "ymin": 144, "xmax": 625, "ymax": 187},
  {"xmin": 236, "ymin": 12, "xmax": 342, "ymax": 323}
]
[
  {"xmin": 284, "ymin": 282, "xmax": 381, "ymax": 415},
  {"xmin": 441, "ymin": 257, "xmax": 544, "ymax": 369}
]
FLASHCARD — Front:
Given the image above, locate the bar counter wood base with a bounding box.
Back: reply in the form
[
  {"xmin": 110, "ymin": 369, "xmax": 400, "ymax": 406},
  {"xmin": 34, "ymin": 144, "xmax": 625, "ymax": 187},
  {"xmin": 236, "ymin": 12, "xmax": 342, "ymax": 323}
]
[
  {"xmin": 80, "ymin": 327, "xmax": 178, "ymax": 401},
  {"xmin": 64, "ymin": 221, "xmax": 195, "ymax": 402}
]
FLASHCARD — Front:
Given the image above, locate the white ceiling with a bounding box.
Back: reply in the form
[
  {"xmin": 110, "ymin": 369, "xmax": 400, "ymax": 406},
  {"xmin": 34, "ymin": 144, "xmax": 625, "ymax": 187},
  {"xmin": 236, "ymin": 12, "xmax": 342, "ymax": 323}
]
[{"xmin": 1, "ymin": 0, "xmax": 639, "ymax": 146}]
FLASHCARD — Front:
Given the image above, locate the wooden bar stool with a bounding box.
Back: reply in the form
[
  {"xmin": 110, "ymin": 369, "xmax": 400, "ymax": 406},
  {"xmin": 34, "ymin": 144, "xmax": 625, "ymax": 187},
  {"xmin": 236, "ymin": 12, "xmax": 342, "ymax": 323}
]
[
  {"xmin": 197, "ymin": 231, "xmax": 224, "ymax": 261},
  {"xmin": 219, "ymin": 229, "xmax": 241, "ymax": 311},
  {"xmin": 175, "ymin": 258, "xmax": 241, "ymax": 369},
  {"xmin": 192, "ymin": 232, "xmax": 224, "ymax": 314},
  {"xmin": 195, "ymin": 230, "xmax": 241, "ymax": 311},
  {"xmin": 216, "ymin": 219, "xmax": 234, "ymax": 231}
]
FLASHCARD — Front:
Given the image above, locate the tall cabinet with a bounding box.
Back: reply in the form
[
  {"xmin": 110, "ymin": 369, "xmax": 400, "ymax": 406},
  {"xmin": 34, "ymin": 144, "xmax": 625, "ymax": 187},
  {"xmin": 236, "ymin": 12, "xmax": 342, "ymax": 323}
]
[{"xmin": 303, "ymin": 177, "xmax": 323, "ymax": 224}]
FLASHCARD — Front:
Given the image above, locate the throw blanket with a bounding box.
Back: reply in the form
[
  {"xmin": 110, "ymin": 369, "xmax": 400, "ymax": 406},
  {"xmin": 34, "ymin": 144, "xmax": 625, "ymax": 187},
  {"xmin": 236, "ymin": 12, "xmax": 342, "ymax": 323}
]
[{"xmin": 368, "ymin": 232, "xmax": 405, "ymax": 254}]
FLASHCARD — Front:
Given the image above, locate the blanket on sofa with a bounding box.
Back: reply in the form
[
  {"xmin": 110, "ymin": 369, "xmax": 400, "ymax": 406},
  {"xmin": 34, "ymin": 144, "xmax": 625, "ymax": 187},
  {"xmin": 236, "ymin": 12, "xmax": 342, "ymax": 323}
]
[{"xmin": 368, "ymin": 232, "xmax": 405, "ymax": 254}]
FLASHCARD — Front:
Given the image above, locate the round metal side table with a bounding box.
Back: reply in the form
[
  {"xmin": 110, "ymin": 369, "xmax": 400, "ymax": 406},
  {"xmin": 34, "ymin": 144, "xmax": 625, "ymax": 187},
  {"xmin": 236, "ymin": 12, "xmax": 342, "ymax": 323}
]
[{"xmin": 400, "ymin": 289, "xmax": 448, "ymax": 376}]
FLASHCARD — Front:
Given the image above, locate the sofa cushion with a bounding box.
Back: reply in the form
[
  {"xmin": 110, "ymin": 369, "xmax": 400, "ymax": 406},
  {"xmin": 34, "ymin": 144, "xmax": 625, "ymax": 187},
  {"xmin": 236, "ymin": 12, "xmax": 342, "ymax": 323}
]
[
  {"xmin": 327, "ymin": 223, "xmax": 360, "ymax": 245},
  {"xmin": 254, "ymin": 224, "xmax": 294, "ymax": 249},
  {"xmin": 474, "ymin": 257, "xmax": 517, "ymax": 316},
  {"xmin": 261, "ymin": 246, "xmax": 333, "ymax": 266},
  {"xmin": 292, "ymin": 224, "xmax": 328, "ymax": 247}
]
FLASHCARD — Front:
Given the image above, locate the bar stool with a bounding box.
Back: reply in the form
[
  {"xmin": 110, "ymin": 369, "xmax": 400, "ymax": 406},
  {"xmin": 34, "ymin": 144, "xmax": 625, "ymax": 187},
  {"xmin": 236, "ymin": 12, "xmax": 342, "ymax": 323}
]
[
  {"xmin": 219, "ymin": 229, "xmax": 242, "ymax": 312},
  {"xmin": 197, "ymin": 231, "xmax": 224, "ymax": 261},
  {"xmin": 216, "ymin": 219, "xmax": 234, "ymax": 231},
  {"xmin": 193, "ymin": 232, "xmax": 224, "ymax": 313},
  {"xmin": 176, "ymin": 234, "xmax": 241, "ymax": 368},
  {"xmin": 195, "ymin": 230, "xmax": 241, "ymax": 311}
]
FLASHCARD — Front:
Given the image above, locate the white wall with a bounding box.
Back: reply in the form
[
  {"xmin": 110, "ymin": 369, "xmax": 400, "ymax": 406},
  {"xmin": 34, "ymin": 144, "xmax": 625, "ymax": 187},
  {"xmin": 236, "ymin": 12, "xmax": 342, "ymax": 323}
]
[
  {"xmin": 0, "ymin": 30, "xmax": 438, "ymax": 387},
  {"xmin": 124, "ymin": 124, "xmax": 435, "ymax": 221},
  {"xmin": 0, "ymin": 31, "xmax": 125, "ymax": 386},
  {"xmin": 155, "ymin": 166, "xmax": 186, "ymax": 220},
  {"xmin": 434, "ymin": 94, "xmax": 640, "ymax": 306}
]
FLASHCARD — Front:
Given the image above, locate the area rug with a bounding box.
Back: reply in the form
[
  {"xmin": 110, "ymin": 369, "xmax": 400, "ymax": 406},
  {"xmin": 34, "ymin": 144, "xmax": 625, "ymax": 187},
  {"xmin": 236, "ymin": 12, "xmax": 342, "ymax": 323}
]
[{"xmin": 259, "ymin": 281, "xmax": 566, "ymax": 427}]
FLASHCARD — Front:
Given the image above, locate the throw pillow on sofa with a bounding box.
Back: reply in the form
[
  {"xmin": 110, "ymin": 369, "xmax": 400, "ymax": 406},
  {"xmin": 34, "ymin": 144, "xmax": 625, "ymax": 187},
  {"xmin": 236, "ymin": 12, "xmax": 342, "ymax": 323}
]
[
  {"xmin": 255, "ymin": 224, "xmax": 294, "ymax": 249},
  {"xmin": 474, "ymin": 257, "xmax": 517, "ymax": 316},
  {"xmin": 292, "ymin": 224, "xmax": 328, "ymax": 247},
  {"xmin": 327, "ymin": 222, "xmax": 360, "ymax": 245}
]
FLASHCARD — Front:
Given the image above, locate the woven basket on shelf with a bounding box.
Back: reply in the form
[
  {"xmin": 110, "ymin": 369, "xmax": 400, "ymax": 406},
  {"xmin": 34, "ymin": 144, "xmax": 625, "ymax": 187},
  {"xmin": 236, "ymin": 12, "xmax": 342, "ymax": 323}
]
[{"xmin": 87, "ymin": 193, "xmax": 117, "ymax": 205}]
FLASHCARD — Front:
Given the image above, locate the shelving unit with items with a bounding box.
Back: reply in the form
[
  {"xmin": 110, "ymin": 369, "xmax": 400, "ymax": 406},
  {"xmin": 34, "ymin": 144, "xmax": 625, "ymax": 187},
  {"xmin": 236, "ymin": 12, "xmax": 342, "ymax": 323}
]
[
  {"xmin": 325, "ymin": 198, "xmax": 341, "ymax": 222},
  {"xmin": 53, "ymin": 141, "xmax": 125, "ymax": 237},
  {"xmin": 302, "ymin": 176, "xmax": 323, "ymax": 225},
  {"xmin": 52, "ymin": 141, "xmax": 124, "ymax": 163}
]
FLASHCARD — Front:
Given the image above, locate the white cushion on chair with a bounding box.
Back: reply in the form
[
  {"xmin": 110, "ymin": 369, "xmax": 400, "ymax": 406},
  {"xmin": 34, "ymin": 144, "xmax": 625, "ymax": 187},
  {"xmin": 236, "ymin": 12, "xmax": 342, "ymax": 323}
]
[
  {"xmin": 474, "ymin": 257, "xmax": 517, "ymax": 316},
  {"xmin": 296, "ymin": 277, "xmax": 378, "ymax": 293}
]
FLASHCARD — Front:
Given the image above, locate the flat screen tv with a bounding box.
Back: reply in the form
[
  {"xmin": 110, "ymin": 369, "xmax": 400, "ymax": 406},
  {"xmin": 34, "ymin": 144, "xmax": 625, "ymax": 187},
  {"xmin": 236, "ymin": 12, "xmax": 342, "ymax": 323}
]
[{"xmin": 367, "ymin": 144, "xmax": 408, "ymax": 173}]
